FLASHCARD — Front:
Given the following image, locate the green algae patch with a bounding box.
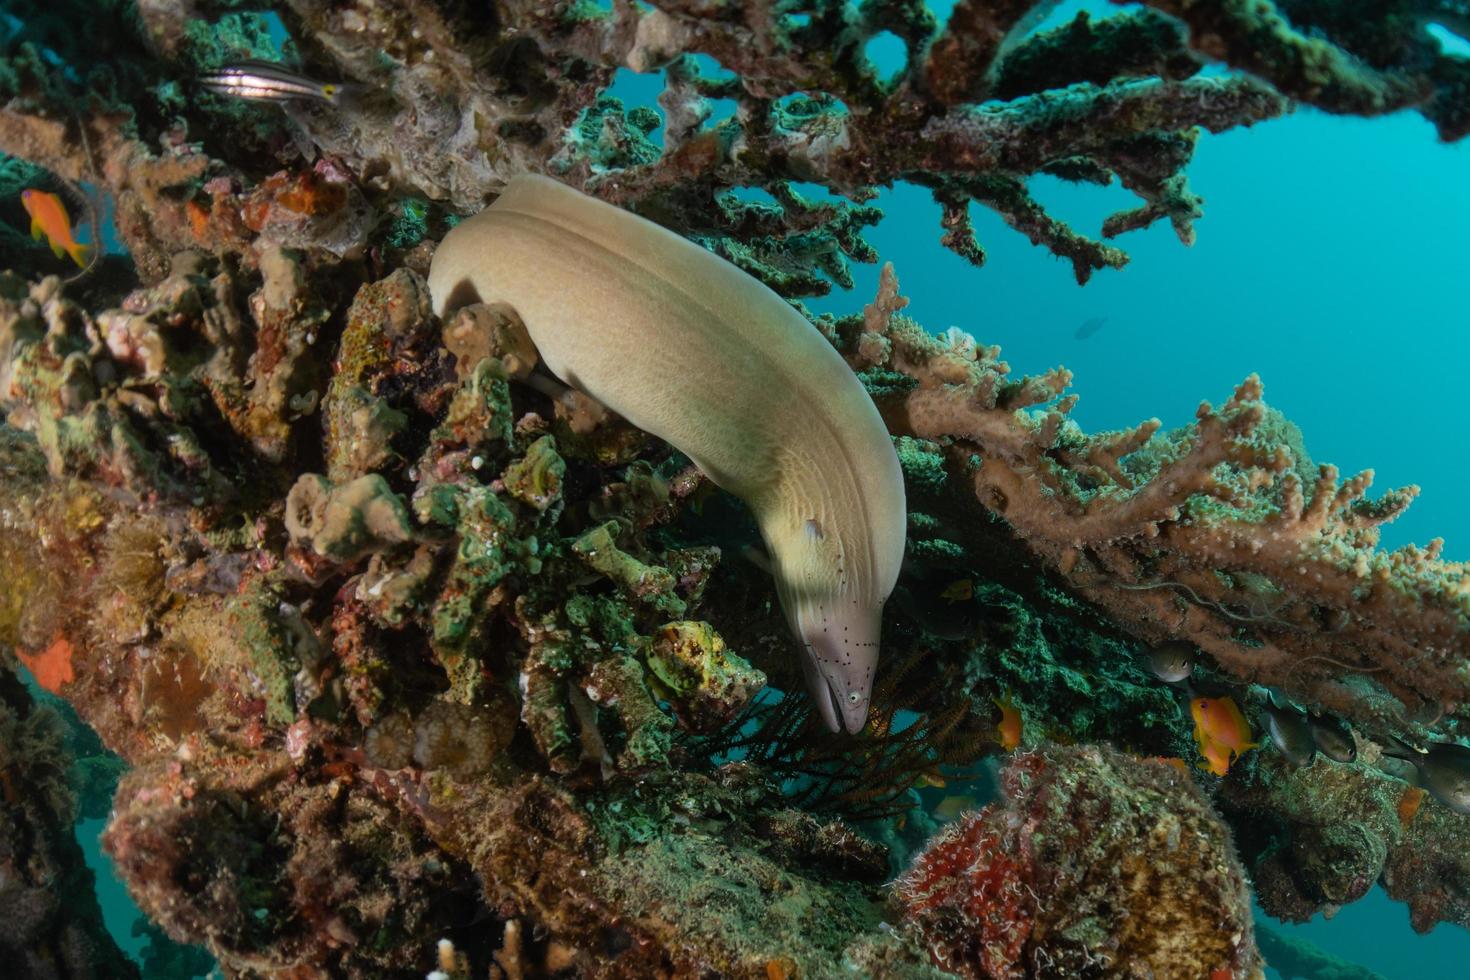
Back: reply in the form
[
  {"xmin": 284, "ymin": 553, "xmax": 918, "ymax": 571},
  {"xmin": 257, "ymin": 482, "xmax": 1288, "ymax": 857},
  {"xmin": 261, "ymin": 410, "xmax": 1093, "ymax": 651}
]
[
  {"xmin": 225, "ymin": 577, "xmax": 322, "ymax": 726},
  {"xmin": 434, "ymin": 358, "xmax": 514, "ymax": 455},
  {"xmin": 572, "ymin": 521, "xmax": 686, "ymax": 617},
  {"xmin": 895, "ymin": 435, "xmax": 948, "ymax": 495},
  {"xmin": 502, "ymin": 435, "xmax": 566, "ymax": 512},
  {"xmin": 430, "ymin": 484, "xmax": 519, "ymax": 699}
]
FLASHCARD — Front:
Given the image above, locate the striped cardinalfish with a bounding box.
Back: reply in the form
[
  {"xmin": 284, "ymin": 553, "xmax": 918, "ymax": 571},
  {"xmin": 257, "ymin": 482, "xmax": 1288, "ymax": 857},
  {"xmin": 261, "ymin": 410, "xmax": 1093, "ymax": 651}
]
[{"xmin": 200, "ymin": 60, "xmax": 348, "ymax": 106}]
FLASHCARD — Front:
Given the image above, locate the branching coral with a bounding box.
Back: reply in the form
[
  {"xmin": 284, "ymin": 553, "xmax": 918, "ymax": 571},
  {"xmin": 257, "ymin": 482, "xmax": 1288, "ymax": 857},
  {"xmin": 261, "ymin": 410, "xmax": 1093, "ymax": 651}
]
[
  {"xmin": 852, "ymin": 264, "xmax": 1470, "ymax": 736},
  {"xmin": 2, "ymin": 0, "xmax": 1462, "ymax": 295}
]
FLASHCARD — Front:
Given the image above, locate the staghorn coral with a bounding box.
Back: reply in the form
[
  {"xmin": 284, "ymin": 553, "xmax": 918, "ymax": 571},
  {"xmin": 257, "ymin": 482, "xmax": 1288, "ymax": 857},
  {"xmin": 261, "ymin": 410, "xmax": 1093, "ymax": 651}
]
[
  {"xmin": 852, "ymin": 263, "xmax": 1469, "ymax": 735},
  {"xmin": 0, "ymin": 0, "xmax": 1460, "ymax": 295}
]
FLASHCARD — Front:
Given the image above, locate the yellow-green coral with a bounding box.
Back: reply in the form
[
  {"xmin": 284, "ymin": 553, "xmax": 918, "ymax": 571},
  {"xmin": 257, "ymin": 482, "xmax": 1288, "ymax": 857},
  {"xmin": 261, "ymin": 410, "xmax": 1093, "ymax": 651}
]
[
  {"xmin": 644, "ymin": 621, "xmax": 765, "ymax": 733},
  {"xmin": 572, "ymin": 522, "xmax": 685, "ymax": 617}
]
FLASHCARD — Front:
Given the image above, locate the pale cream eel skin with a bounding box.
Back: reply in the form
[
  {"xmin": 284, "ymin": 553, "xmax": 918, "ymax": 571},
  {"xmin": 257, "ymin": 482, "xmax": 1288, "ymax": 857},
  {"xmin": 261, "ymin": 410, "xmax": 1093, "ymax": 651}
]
[{"xmin": 428, "ymin": 174, "xmax": 906, "ymax": 734}]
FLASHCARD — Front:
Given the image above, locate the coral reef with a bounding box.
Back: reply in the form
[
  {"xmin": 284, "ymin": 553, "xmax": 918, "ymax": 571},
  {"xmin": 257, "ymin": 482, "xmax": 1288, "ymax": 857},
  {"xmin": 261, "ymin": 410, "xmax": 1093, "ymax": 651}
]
[
  {"xmin": 0, "ymin": 0, "xmax": 1467, "ymax": 977},
  {"xmin": 895, "ymin": 744, "xmax": 1262, "ymax": 978},
  {"xmin": 853, "ymin": 264, "xmax": 1469, "ymax": 734},
  {"xmin": 1221, "ymin": 742, "xmax": 1470, "ymax": 933},
  {"xmin": 1, "ymin": 0, "xmax": 1463, "ymax": 293},
  {"xmin": 0, "ymin": 254, "xmax": 1466, "ymax": 970},
  {"xmin": 0, "ymin": 671, "xmax": 138, "ymax": 980}
]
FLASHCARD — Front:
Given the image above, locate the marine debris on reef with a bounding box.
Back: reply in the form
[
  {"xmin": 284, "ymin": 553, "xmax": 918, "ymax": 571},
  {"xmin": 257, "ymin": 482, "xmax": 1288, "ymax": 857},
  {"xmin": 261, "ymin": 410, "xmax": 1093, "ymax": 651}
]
[{"xmin": 0, "ymin": 0, "xmax": 1467, "ymax": 977}]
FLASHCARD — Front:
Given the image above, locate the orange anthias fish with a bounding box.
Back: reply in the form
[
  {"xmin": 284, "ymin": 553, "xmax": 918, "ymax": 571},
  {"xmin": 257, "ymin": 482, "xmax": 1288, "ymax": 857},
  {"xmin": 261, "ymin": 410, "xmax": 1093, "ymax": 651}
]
[
  {"xmin": 1197, "ymin": 738, "xmax": 1235, "ymax": 777},
  {"xmin": 994, "ymin": 691, "xmax": 1022, "ymax": 751},
  {"xmin": 21, "ymin": 189, "xmax": 92, "ymax": 268},
  {"xmin": 1190, "ymin": 696, "xmax": 1258, "ymax": 775}
]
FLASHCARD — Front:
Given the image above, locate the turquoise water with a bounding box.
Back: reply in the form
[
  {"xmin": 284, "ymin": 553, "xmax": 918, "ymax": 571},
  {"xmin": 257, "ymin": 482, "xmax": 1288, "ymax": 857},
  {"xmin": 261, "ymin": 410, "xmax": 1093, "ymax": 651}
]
[
  {"xmin": 805, "ymin": 110, "xmax": 1470, "ymax": 554},
  {"xmin": 844, "ymin": 4, "xmax": 1470, "ymax": 974},
  {"xmin": 609, "ymin": 1, "xmax": 1470, "ymax": 558},
  {"xmin": 1256, "ymin": 889, "xmax": 1468, "ymax": 980},
  {"xmin": 77, "ymin": 817, "xmax": 148, "ymax": 964}
]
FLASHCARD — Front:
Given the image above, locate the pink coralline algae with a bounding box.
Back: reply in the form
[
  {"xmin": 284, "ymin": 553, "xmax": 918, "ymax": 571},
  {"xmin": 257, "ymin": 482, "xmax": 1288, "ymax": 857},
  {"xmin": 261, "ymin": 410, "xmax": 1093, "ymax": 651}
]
[
  {"xmin": 894, "ymin": 761, "xmax": 1039, "ymax": 978},
  {"xmin": 896, "ymin": 746, "xmax": 1263, "ymax": 979}
]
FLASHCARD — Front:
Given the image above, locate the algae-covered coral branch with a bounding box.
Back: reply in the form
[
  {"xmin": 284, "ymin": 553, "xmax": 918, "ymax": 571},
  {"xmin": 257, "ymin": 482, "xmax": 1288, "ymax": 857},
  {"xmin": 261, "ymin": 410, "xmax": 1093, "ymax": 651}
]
[
  {"xmin": 5, "ymin": 0, "xmax": 1463, "ymax": 294},
  {"xmin": 856, "ymin": 263, "xmax": 1469, "ymax": 729}
]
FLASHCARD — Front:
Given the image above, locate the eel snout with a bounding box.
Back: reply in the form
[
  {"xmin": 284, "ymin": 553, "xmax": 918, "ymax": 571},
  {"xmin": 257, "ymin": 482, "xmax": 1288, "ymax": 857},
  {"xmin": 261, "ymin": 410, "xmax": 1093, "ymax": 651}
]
[{"xmin": 797, "ymin": 600, "xmax": 882, "ymax": 735}]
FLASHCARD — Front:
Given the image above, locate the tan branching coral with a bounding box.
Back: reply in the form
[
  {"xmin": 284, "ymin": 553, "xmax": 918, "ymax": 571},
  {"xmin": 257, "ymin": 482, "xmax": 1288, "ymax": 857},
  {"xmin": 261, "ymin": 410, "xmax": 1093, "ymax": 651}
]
[{"xmin": 855, "ymin": 263, "xmax": 1469, "ymax": 730}]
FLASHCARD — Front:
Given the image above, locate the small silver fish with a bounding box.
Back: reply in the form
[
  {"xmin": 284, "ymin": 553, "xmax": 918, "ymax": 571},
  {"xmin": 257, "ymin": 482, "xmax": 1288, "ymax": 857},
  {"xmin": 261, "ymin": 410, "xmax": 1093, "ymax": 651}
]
[
  {"xmin": 1308, "ymin": 711, "xmax": 1357, "ymax": 763},
  {"xmin": 1261, "ymin": 692, "xmax": 1316, "ymax": 768},
  {"xmin": 1382, "ymin": 737, "xmax": 1470, "ymax": 815},
  {"xmin": 1145, "ymin": 639, "xmax": 1195, "ymax": 684},
  {"xmin": 200, "ymin": 60, "xmax": 346, "ymax": 106}
]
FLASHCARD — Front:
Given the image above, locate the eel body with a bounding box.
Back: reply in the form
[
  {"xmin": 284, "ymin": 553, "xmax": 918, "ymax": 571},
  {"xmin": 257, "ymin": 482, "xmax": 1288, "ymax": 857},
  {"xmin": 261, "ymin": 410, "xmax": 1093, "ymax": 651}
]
[{"xmin": 427, "ymin": 175, "xmax": 906, "ymax": 734}]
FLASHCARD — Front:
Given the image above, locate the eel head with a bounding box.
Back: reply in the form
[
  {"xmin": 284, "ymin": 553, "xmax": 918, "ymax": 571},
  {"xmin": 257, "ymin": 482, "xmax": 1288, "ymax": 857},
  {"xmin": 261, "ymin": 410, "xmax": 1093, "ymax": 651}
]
[
  {"xmin": 770, "ymin": 514, "xmax": 886, "ymax": 735},
  {"xmin": 794, "ymin": 595, "xmax": 883, "ymax": 735}
]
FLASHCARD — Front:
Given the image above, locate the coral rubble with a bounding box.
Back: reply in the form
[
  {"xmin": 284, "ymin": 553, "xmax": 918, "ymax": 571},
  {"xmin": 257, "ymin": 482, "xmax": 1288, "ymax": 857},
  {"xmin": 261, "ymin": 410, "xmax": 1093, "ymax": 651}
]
[{"xmin": 0, "ymin": 0, "xmax": 1467, "ymax": 977}]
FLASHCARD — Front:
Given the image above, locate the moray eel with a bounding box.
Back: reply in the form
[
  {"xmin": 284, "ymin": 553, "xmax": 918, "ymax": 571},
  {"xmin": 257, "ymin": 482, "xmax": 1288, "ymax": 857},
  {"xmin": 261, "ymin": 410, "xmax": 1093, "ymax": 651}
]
[{"xmin": 428, "ymin": 175, "xmax": 906, "ymax": 733}]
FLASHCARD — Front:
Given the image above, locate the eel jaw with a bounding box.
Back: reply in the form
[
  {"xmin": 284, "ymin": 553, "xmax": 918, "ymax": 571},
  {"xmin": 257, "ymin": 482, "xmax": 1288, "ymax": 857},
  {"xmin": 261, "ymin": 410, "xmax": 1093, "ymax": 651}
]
[
  {"xmin": 799, "ymin": 647, "xmax": 844, "ymax": 734},
  {"xmin": 796, "ymin": 605, "xmax": 881, "ymax": 735}
]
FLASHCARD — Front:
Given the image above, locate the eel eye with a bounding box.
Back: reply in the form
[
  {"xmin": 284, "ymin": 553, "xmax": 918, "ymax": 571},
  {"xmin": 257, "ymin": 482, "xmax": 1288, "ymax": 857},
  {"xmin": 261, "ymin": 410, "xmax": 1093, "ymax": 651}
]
[{"xmin": 847, "ymin": 691, "xmax": 861, "ymax": 704}]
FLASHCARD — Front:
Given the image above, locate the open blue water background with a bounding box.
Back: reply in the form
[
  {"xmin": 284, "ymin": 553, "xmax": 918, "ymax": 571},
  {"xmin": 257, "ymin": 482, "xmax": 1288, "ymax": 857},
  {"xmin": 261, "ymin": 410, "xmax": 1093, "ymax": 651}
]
[{"xmin": 32, "ymin": 1, "xmax": 1470, "ymax": 976}]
